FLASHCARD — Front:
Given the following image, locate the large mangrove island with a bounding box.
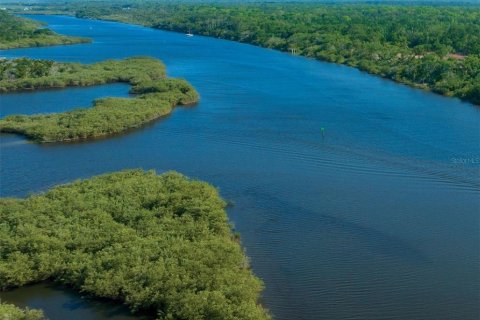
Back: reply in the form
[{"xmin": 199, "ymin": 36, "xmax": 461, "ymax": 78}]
[{"xmin": 0, "ymin": 170, "xmax": 271, "ymax": 320}]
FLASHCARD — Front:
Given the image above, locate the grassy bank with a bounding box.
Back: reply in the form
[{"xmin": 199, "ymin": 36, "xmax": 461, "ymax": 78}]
[
  {"xmin": 0, "ymin": 10, "xmax": 90, "ymax": 49},
  {"xmin": 0, "ymin": 57, "xmax": 199, "ymax": 143},
  {"xmin": 0, "ymin": 170, "xmax": 270, "ymax": 320}
]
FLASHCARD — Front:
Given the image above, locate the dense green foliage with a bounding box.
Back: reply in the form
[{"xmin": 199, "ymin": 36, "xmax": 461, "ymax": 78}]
[
  {"xmin": 64, "ymin": 2, "xmax": 480, "ymax": 105},
  {"xmin": 0, "ymin": 10, "xmax": 89, "ymax": 49},
  {"xmin": 0, "ymin": 170, "xmax": 270, "ymax": 320},
  {"xmin": 0, "ymin": 57, "xmax": 199, "ymax": 142},
  {"xmin": 0, "ymin": 56, "xmax": 165, "ymax": 91},
  {"xmin": 0, "ymin": 302, "xmax": 45, "ymax": 320}
]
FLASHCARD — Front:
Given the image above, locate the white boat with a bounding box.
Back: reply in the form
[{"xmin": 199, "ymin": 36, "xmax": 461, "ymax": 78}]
[{"xmin": 186, "ymin": 30, "xmax": 193, "ymax": 37}]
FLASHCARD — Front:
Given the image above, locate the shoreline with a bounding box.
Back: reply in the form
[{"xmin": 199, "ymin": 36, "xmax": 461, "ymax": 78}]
[{"xmin": 14, "ymin": 12, "xmax": 477, "ymax": 106}]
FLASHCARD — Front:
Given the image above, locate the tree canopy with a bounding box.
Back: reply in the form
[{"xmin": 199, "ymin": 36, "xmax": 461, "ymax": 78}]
[{"xmin": 0, "ymin": 10, "xmax": 90, "ymax": 49}]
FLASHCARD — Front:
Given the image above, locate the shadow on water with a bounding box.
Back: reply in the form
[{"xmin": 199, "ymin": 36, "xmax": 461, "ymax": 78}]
[{"xmin": 242, "ymin": 188, "xmax": 431, "ymax": 265}]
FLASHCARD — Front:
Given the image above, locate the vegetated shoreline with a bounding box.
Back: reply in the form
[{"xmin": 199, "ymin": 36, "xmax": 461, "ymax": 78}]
[
  {"xmin": 90, "ymin": 15, "xmax": 478, "ymax": 105},
  {"xmin": 0, "ymin": 57, "xmax": 199, "ymax": 143},
  {"xmin": 66, "ymin": 3, "xmax": 479, "ymax": 106},
  {"xmin": 0, "ymin": 11, "xmax": 90, "ymax": 50},
  {"xmin": 99, "ymin": 19, "xmax": 480, "ymax": 106},
  {"xmin": 12, "ymin": 9, "xmax": 479, "ymax": 106},
  {"xmin": 0, "ymin": 34, "xmax": 90, "ymax": 50},
  {"xmin": 0, "ymin": 170, "xmax": 271, "ymax": 320},
  {"xmin": 1, "ymin": 107, "xmax": 194, "ymax": 144}
]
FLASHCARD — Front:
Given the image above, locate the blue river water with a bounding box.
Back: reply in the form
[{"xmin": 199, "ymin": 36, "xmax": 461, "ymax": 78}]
[{"xmin": 0, "ymin": 15, "xmax": 479, "ymax": 320}]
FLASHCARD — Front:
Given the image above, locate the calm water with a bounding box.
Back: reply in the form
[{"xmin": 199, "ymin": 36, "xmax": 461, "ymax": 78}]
[
  {"xmin": 0, "ymin": 283, "xmax": 145, "ymax": 320},
  {"xmin": 0, "ymin": 83, "xmax": 131, "ymax": 117},
  {"xmin": 0, "ymin": 15, "xmax": 479, "ymax": 320}
]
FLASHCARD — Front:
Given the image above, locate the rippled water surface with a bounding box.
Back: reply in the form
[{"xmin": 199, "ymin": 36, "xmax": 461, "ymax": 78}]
[{"xmin": 0, "ymin": 15, "xmax": 479, "ymax": 320}]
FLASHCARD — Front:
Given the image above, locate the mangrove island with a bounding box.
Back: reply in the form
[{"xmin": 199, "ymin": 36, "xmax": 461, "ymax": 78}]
[
  {"xmin": 0, "ymin": 57, "xmax": 199, "ymax": 142},
  {"xmin": 0, "ymin": 170, "xmax": 271, "ymax": 320}
]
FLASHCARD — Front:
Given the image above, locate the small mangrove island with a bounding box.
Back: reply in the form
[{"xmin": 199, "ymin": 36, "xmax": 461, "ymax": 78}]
[
  {"xmin": 0, "ymin": 10, "xmax": 90, "ymax": 49},
  {"xmin": 0, "ymin": 302, "xmax": 45, "ymax": 320},
  {"xmin": 0, "ymin": 170, "xmax": 271, "ymax": 320},
  {"xmin": 0, "ymin": 57, "xmax": 199, "ymax": 142}
]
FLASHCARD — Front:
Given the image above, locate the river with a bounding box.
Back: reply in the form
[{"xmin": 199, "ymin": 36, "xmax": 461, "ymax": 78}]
[{"xmin": 0, "ymin": 15, "xmax": 479, "ymax": 320}]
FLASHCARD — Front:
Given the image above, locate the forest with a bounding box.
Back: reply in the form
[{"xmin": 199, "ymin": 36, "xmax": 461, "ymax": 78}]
[
  {"xmin": 0, "ymin": 170, "xmax": 270, "ymax": 320},
  {"xmin": 0, "ymin": 57, "xmax": 199, "ymax": 142},
  {"xmin": 50, "ymin": 1, "xmax": 480, "ymax": 105},
  {"xmin": 0, "ymin": 10, "xmax": 89, "ymax": 49}
]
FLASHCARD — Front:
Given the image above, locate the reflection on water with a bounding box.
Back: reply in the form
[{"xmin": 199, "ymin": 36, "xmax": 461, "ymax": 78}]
[{"xmin": 0, "ymin": 15, "xmax": 479, "ymax": 320}]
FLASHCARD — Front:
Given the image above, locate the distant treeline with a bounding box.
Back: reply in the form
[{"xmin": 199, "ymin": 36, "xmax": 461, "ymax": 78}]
[
  {"xmin": 0, "ymin": 10, "xmax": 90, "ymax": 49},
  {"xmin": 0, "ymin": 170, "xmax": 271, "ymax": 319},
  {"xmin": 0, "ymin": 57, "xmax": 199, "ymax": 142},
  {"xmin": 60, "ymin": 2, "xmax": 480, "ymax": 105}
]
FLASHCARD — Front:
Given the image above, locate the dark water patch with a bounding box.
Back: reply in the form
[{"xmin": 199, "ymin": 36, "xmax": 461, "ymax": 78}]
[{"xmin": 0, "ymin": 283, "xmax": 147, "ymax": 320}]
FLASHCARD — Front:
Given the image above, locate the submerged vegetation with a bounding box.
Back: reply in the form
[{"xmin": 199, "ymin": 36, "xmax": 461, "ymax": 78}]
[
  {"xmin": 0, "ymin": 10, "xmax": 89, "ymax": 49},
  {"xmin": 0, "ymin": 57, "xmax": 199, "ymax": 142},
  {"xmin": 0, "ymin": 170, "xmax": 270, "ymax": 320},
  {"xmin": 65, "ymin": 2, "xmax": 480, "ymax": 105},
  {"xmin": 0, "ymin": 302, "xmax": 45, "ymax": 320}
]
